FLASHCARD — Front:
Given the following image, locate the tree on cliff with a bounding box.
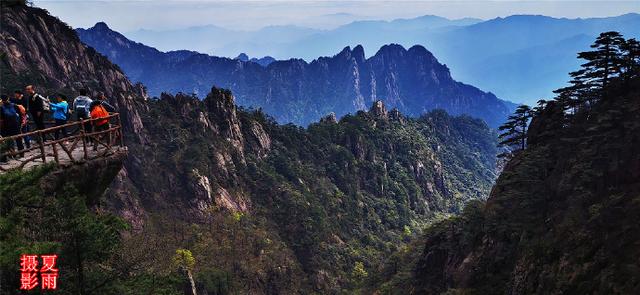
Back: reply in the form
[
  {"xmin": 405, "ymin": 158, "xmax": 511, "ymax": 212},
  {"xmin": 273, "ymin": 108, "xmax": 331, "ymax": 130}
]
[
  {"xmin": 1, "ymin": 0, "xmax": 32, "ymax": 7},
  {"xmin": 555, "ymin": 31, "xmax": 626, "ymax": 109},
  {"xmin": 498, "ymin": 104, "xmax": 532, "ymax": 158},
  {"xmin": 621, "ymin": 38, "xmax": 640, "ymax": 80}
]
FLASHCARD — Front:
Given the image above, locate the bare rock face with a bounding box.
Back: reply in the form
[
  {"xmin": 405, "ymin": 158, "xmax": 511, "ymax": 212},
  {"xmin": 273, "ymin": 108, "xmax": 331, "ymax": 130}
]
[
  {"xmin": 370, "ymin": 100, "xmax": 388, "ymax": 119},
  {"xmin": 108, "ymin": 167, "xmax": 146, "ymax": 231},
  {"xmin": 39, "ymin": 149, "xmax": 128, "ymax": 204},
  {"xmin": 214, "ymin": 187, "xmax": 248, "ymax": 213},
  {"xmin": 189, "ymin": 169, "xmax": 248, "ymax": 213},
  {"xmin": 204, "ymin": 87, "xmax": 245, "ymax": 155},
  {"xmin": 213, "ymin": 151, "xmax": 236, "ymax": 181},
  {"xmin": 389, "ymin": 108, "xmax": 406, "ymax": 125},
  {"xmin": 190, "ymin": 169, "xmax": 214, "ymax": 212},
  {"xmin": 248, "ymin": 121, "xmax": 272, "ymax": 158},
  {"xmin": 320, "ymin": 112, "xmax": 338, "ymax": 124}
]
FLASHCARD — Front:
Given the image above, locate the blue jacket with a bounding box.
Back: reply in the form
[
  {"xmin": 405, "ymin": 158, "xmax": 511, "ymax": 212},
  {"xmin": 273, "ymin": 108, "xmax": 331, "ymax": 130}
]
[{"xmin": 50, "ymin": 101, "xmax": 68, "ymax": 120}]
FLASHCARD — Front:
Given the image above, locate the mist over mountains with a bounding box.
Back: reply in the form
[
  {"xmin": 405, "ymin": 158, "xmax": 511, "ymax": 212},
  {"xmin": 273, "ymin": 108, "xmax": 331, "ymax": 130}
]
[
  {"xmin": 122, "ymin": 13, "xmax": 640, "ymax": 105},
  {"xmin": 78, "ymin": 22, "xmax": 515, "ymax": 127}
]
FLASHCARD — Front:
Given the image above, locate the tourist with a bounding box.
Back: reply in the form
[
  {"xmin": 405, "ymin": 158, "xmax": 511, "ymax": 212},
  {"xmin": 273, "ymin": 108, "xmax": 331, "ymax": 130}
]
[
  {"xmin": 50, "ymin": 94, "xmax": 69, "ymax": 140},
  {"xmin": 95, "ymin": 91, "xmax": 116, "ymax": 112},
  {"xmin": 25, "ymin": 85, "xmax": 48, "ymax": 131},
  {"xmin": 90, "ymin": 100, "xmax": 110, "ymax": 150},
  {"xmin": 0, "ymin": 95, "xmax": 23, "ymax": 160},
  {"xmin": 72, "ymin": 88, "xmax": 93, "ymax": 133},
  {"xmin": 12, "ymin": 90, "xmax": 31, "ymax": 149}
]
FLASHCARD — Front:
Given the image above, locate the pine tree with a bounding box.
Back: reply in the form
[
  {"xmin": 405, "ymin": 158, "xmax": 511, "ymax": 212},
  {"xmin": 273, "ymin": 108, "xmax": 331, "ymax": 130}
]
[
  {"xmin": 2, "ymin": 0, "xmax": 32, "ymax": 7},
  {"xmin": 575, "ymin": 31, "xmax": 625, "ymax": 93},
  {"xmin": 498, "ymin": 105, "xmax": 532, "ymax": 158},
  {"xmin": 532, "ymin": 99, "xmax": 547, "ymax": 115},
  {"xmin": 553, "ymin": 32, "xmax": 628, "ymax": 115},
  {"xmin": 621, "ymin": 38, "xmax": 640, "ymax": 80}
]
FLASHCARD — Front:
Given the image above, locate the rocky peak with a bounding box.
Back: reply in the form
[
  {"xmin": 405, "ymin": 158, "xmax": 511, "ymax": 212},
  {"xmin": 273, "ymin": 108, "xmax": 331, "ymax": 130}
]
[
  {"xmin": 235, "ymin": 53, "xmax": 249, "ymax": 62},
  {"xmin": 203, "ymin": 87, "xmax": 244, "ymax": 153},
  {"xmin": 92, "ymin": 21, "xmax": 110, "ymax": 31},
  {"xmin": 249, "ymin": 56, "xmax": 276, "ymax": 67},
  {"xmin": 407, "ymin": 45, "xmax": 434, "ymax": 59},
  {"xmin": 336, "ymin": 46, "xmax": 353, "ymax": 59},
  {"xmin": 352, "ymin": 45, "xmax": 366, "ymax": 63},
  {"xmin": 320, "ymin": 112, "xmax": 338, "ymax": 124},
  {"xmin": 389, "ymin": 108, "xmax": 406, "ymax": 124},
  {"xmin": 370, "ymin": 100, "xmax": 388, "ymax": 119},
  {"xmin": 375, "ymin": 43, "xmax": 407, "ymax": 59}
]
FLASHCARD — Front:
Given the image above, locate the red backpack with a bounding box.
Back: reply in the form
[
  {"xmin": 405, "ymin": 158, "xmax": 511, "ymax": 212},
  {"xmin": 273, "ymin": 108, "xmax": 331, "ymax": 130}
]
[
  {"xmin": 15, "ymin": 104, "xmax": 27, "ymax": 126},
  {"xmin": 91, "ymin": 104, "xmax": 109, "ymax": 126}
]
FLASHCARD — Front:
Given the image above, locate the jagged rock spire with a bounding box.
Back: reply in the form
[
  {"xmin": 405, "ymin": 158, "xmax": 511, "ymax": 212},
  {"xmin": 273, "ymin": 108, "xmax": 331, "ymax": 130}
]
[
  {"xmin": 370, "ymin": 100, "xmax": 388, "ymax": 119},
  {"xmin": 389, "ymin": 108, "xmax": 405, "ymax": 124},
  {"xmin": 320, "ymin": 112, "xmax": 338, "ymax": 124}
]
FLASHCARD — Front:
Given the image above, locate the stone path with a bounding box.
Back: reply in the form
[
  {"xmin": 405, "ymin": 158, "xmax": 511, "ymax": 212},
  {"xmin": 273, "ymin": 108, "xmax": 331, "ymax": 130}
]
[{"xmin": 0, "ymin": 139, "xmax": 124, "ymax": 173}]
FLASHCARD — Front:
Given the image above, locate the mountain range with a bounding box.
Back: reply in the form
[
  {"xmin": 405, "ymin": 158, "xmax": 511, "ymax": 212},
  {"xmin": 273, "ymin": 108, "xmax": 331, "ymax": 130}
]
[
  {"xmin": 123, "ymin": 15, "xmax": 483, "ymax": 57},
  {"xmin": 122, "ymin": 13, "xmax": 640, "ymax": 105},
  {"xmin": 77, "ymin": 22, "xmax": 516, "ymax": 127}
]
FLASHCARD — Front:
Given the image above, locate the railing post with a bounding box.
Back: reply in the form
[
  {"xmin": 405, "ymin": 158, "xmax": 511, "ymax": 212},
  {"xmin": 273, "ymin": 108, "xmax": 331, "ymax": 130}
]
[
  {"xmin": 52, "ymin": 141, "xmax": 59, "ymax": 164},
  {"xmin": 81, "ymin": 119, "xmax": 88, "ymax": 160},
  {"xmin": 0, "ymin": 138, "xmax": 6, "ymax": 163},
  {"xmin": 38, "ymin": 131, "xmax": 46, "ymax": 163},
  {"xmin": 118, "ymin": 113, "xmax": 124, "ymax": 147}
]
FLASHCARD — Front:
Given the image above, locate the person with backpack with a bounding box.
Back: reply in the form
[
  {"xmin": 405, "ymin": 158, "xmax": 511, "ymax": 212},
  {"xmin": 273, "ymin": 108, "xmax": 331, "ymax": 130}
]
[
  {"xmin": 50, "ymin": 94, "xmax": 69, "ymax": 140},
  {"xmin": 73, "ymin": 89, "xmax": 92, "ymax": 118},
  {"xmin": 89, "ymin": 100, "xmax": 111, "ymax": 150},
  {"xmin": 12, "ymin": 90, "xmax": 31, "ymax": 150},
  {"xmin": 73, "ymin": 89, "xmax": 93, "ymax": 133},
  {"xmin": 0, "ymin": 94, "xmax": 24, "ymax": 160},
  {"xmin": 90, "ymin": 100, "xmax": 110, "ymax": 130},
  {"xmin": 25, "ymin": 85, "xmax": 49, "ymax": 131},
  {"xmin": 11, "ymin": 90, "xmax": 29, "ymax": 110}
]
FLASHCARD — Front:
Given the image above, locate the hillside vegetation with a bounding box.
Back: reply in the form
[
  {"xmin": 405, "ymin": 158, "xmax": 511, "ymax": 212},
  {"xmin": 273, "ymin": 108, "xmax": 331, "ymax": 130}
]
[{"xmin": 125, "ymin": 90, "xmax": 499, "ymax": 293}]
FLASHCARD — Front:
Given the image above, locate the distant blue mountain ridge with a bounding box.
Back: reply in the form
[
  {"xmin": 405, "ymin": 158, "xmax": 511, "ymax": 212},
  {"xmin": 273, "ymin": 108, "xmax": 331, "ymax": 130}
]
[
  {"xmin": 77, "ymin": 22, "xmax": 516, "ymax": 128},
  {"xmin": 122, "ymin": 13, "xmax": 640, "ymax": 105}
]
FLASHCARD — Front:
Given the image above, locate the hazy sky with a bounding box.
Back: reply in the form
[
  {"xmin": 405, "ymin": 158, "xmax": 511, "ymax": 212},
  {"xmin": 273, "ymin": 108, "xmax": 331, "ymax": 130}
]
[{"xmin": 35, "ymin": 0, "xmax": 640, "ymax": 32}]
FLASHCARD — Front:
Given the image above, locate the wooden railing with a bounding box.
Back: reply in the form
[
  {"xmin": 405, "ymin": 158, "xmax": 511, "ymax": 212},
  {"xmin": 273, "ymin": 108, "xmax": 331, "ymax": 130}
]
[{"xmin": 0, "ymin": 113, "xmax": 124, "ymax": 172}]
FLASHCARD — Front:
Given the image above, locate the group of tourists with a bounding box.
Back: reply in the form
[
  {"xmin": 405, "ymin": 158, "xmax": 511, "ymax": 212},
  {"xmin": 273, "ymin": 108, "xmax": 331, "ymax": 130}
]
[{"xmin": 0, "ymin": 85, "xmax": 116, "ymax": 162}]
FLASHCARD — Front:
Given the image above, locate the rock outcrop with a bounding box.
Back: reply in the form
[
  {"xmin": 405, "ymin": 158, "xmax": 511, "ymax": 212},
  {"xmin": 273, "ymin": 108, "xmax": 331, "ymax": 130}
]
[
  {"xmin": 203, "ymin": 87, "xmax": 245, "ymax": 154},
  {"xmin": 369, "ymin": 100, "xmax": 388, "ymax": 119},
  {"xmin": 40, "ymin": 150, "xmax": 128, "ymax": 202}
]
